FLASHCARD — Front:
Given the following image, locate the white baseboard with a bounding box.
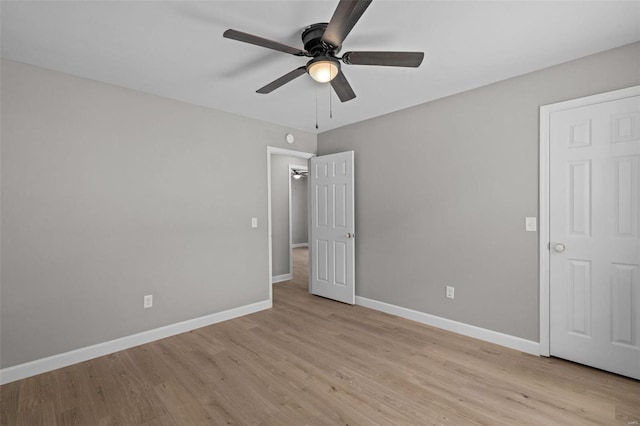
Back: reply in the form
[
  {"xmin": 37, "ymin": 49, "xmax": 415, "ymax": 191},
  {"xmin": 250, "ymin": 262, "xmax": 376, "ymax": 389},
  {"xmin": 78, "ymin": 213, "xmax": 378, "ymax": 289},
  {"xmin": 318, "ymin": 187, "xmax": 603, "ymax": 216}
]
[
  {"xmin": 271, "ymin": 273, "xmax": 292, "ymax": 283},
  {"xmin": 291, "ymin": 243, "xmax": 308, "ymax": 248},
  {"xmin": 0, "ymin": 299, "xmax": 271, "ymax": 385},
  {"xmin": 355, "ymin": 296, "xmax": 539, "ymax": 356}
]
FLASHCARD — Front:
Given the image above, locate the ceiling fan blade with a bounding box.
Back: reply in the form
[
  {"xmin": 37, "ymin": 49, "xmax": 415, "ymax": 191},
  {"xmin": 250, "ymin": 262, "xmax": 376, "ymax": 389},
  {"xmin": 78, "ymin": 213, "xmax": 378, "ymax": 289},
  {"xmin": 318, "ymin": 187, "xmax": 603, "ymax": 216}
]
[
  {"xmin": 224, "ymin": 29, "xmax": 307, "ymax": 56},
  {"xmin": 256, "ymin": 67, "xmax": 307, "ymax": 94},
  {"xmin": 322, "ymin": 0, "xmax": 372, "ymax": 49},
  {"xmin": 342, "ymin": 51, "xmax": 424, "ymax": 67},
  {"xmin": 330, "ymin": 71, "xmax": 356, "ymax": 102}
]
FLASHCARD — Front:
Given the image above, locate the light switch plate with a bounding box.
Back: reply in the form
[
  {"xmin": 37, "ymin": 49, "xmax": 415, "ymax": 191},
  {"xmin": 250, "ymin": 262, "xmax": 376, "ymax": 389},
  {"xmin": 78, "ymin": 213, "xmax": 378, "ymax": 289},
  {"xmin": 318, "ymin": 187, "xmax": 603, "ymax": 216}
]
[
  {"xmin": 251, "ymin": 217, "xmax": 258, "ymax": 228},
  {"xmin": 446, "ymin": 286, "xmax": 455, "ymax": 299},
  {"xmin": 525, "ymin": 217, "xmax": 537, "ymax": 232}
]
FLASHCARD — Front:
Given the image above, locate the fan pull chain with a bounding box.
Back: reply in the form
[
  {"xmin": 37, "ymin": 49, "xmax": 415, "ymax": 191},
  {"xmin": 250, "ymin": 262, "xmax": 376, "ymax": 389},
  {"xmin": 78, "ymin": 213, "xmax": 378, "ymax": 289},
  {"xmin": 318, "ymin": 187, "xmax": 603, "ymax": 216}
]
[
  {"xmin": 315, "ymin": 86, "xmax": 319, "ymax": 130},
  {"xmin": 329, "ymin": 83, "xmax": 333, "ymax": 119},
  {"xmin": 329, "ymin": 65, "xmax": 333, "ymax": 119}
]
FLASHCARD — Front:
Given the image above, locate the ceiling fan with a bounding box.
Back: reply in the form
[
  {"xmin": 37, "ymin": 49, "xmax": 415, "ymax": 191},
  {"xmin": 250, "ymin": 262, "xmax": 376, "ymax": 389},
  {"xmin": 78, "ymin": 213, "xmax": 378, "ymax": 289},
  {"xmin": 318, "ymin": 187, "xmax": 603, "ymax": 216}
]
[
  {"xmin": 291, "ymin": 168, "xmax": 308, "ymax": 179},
  {"xmin": 223, "ymin": 0, "xmax": 424, "ymax": 102}
]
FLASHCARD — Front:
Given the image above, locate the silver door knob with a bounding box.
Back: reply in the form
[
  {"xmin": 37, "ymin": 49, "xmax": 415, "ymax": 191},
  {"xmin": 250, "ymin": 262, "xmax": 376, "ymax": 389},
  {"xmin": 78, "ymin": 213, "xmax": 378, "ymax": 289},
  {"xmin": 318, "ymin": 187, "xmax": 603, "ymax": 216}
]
[
  {"xmin": 554, "ymin": 243, "xmax": 566, "ymax": 253},
  {"xmin": 346, "ymin": 232, "xmax": 354, "ymax": 239}
]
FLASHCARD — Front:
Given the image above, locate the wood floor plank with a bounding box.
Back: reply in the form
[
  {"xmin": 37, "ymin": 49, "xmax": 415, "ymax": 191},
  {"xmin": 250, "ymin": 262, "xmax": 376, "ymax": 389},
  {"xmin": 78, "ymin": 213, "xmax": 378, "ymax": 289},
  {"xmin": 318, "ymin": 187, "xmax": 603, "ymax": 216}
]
[
  {"xmin": 2, "ymin": 247, "xmax": 639, "ymax": 425},
  {"xmin": 0, "ymin": 378, "xmax": 20, "ymax": 426}
]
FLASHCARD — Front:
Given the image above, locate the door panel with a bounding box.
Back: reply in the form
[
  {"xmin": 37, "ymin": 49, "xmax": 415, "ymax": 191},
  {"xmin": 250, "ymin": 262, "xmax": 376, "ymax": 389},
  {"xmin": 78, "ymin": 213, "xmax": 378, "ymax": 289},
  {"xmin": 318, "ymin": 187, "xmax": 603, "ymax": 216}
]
[
  {"xmin": 611, "ymin": 263, "xmax": 638, "ymax": 347},
  {"xmin": 335, "ymin": 183, "xmax": 347, "ymax": 228},
  {"xmin": 567, "ymin": 259, "xmax": 591, "ymax": 337},
  {"xmin": 310, "ymin": 151, "xmax": 355, "ymax": 304},
  {"xmin": 317, "ymin": 239, "xmax": 329, "ymax": 282},
  {"xmin": 613, "ymin": 156, "xmax": 638, "ymax": 237},
  {"xmin": 549, "ymin": 95, "xmax": 640, "ymax": 379},
  {"xmin": 568, "ymin": 160, "xmax": 591, "ymax": 236},
  {"xmin": 334, "ymin": 241, "xmax": 347, "ymax": 286}
]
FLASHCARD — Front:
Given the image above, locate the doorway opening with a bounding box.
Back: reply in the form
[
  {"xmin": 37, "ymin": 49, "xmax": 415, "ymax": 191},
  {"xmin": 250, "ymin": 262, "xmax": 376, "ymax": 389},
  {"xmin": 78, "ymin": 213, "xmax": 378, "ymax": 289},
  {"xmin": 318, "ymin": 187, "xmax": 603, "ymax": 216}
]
[
  {"xmin": 289, "ymin": 164, "xmax": 309, "ymax": 278},
  {"xmin": 266, "ymin": 146, "xmax": 314, "ymax": 304}
]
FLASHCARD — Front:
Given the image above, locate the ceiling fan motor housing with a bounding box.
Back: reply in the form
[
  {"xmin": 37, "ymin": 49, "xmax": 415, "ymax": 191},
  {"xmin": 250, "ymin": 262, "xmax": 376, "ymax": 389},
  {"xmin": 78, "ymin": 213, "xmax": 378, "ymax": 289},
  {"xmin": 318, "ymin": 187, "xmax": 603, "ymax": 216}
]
[{"xmin": 302, "ymin": 23, "xmax": 340, "ymax": 55}]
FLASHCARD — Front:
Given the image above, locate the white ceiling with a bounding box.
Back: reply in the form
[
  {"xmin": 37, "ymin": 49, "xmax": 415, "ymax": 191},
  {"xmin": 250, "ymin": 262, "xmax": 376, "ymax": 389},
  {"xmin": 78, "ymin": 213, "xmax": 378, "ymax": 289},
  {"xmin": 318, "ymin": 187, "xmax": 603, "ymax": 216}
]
[{"xmin": 2, "ymin": 1, "xmax": 639, "ymax": 134}]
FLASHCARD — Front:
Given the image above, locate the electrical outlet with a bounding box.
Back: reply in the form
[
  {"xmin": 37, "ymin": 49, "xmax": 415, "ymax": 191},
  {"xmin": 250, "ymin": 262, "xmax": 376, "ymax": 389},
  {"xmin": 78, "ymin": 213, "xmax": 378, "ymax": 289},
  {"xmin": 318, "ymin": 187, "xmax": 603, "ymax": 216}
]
[
  {"xmin": 144, "ymin": 294, "xmax": 153, "ymax": 308},
  {"xmin": 251, "ymin": 217, "xmax": 258, "ymax": 228},
  {"xmin": 446, "ymin": 286, "xmax": 455, "ymax": 299}
]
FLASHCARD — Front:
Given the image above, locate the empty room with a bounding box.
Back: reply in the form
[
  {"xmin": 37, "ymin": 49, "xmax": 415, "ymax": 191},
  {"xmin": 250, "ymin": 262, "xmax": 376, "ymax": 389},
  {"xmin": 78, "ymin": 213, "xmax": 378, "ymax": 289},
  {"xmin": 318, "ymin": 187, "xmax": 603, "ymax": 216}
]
[{"xmin": 1, "ymin": 1, "xmax": 639, "ymax": 424}]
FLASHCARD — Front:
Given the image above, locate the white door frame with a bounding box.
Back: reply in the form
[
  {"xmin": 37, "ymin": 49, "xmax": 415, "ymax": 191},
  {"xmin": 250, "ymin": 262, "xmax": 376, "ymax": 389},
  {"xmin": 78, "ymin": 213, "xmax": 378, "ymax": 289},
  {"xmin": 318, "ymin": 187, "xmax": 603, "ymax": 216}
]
[
  {"xmin": 267, "ymin": 147, "xmax": 315, "ymax": 303},
  {"xmin": 538, "ymin": 85, "xmax": 640, "ymax": 356}
]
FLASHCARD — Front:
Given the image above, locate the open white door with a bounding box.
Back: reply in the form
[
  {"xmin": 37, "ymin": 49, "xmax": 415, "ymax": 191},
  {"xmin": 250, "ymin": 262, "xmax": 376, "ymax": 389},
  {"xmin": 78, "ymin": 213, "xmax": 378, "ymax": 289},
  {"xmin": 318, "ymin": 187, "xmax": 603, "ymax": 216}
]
[
  {"xmin": 309, "ymin": 151, "xmax": 355, "ymax": 304},
  {"xmin": 548, "ymin": 93, "xmax": 640, "ymax": 379}
]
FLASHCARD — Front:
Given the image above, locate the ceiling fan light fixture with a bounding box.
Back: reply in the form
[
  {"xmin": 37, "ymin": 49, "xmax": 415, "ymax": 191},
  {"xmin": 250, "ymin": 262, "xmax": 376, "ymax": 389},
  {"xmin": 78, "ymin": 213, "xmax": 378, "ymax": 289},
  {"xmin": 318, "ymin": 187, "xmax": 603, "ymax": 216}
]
[{"xmin": 307, "ymin": 57, "xmax": 340, "ymax": 83}]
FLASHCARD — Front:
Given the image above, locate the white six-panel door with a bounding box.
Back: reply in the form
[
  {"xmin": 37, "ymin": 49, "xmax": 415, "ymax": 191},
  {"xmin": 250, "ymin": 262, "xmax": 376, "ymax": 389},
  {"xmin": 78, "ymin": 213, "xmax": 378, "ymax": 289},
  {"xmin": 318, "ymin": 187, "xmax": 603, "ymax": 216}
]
[
  {"xmin": 549, "ymin": 94, "xmax": 640, "ymax": 379},
  {"xmin": 309, "ymin": 151, "xmax": 355, "ymax": 304}
]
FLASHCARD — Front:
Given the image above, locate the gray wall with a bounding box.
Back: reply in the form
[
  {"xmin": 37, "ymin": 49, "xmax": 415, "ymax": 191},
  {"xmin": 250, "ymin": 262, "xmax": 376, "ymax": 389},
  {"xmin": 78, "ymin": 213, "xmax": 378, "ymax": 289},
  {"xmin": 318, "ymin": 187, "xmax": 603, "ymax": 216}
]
[
  {"xmin": 291, "ymin": 175, "xmax": 308, "ymax": 245},
  {"xmin": 271, "ymin": 155, "xmax": 308, "ymax": 277},
  {"xmin": 317, "ymin": 42, "xmax": 640, "ymax": 342},
  {"xmin": 0, "ymin": 60, "xmax": 316, "ymax": 368}
]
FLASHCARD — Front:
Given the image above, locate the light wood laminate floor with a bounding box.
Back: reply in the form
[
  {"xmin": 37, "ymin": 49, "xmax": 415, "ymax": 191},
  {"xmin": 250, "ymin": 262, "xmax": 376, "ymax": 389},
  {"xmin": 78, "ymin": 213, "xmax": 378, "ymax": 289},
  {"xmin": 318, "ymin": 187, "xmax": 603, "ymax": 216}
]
[{"xmin": 2, "ymin": 247, "xmax": 639, "ymax": 425}]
